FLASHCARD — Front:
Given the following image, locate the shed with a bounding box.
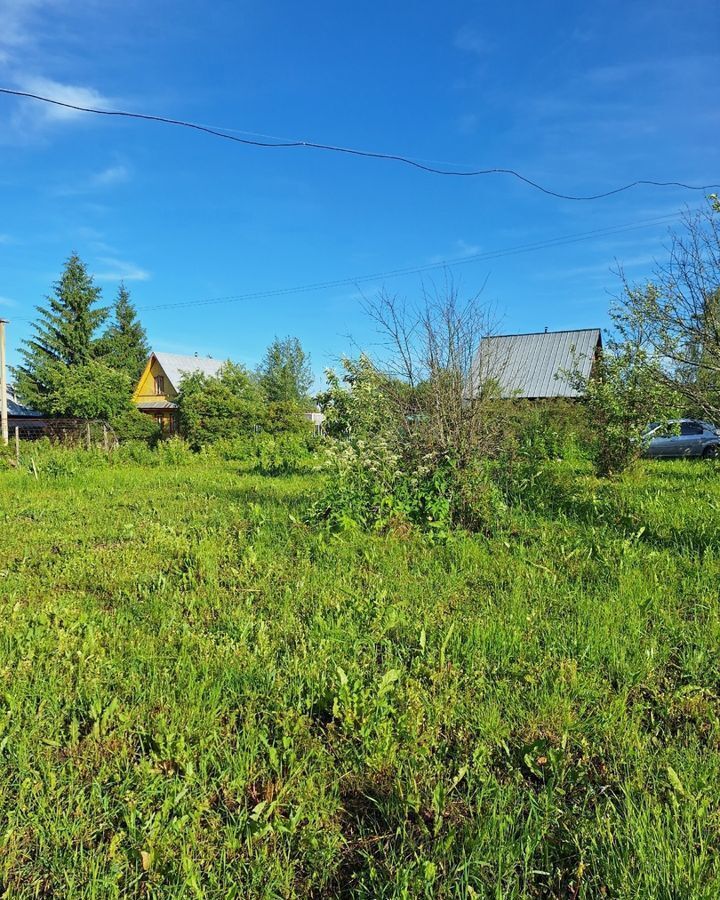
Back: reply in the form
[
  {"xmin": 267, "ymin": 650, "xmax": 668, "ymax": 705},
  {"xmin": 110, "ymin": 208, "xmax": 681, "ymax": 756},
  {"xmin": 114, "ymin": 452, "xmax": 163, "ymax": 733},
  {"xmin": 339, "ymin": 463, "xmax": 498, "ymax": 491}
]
[{"xmin": 6, "ymin": 385, "xmax": 42, "ymax": 429}]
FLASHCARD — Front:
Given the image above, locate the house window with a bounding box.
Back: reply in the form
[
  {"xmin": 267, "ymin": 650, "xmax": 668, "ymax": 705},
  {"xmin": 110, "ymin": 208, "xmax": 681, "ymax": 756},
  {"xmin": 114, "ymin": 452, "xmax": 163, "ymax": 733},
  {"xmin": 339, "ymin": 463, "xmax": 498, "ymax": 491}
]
[{"xmin": 154, "ymin": 375, "xmax": 165, "ymax": 395}]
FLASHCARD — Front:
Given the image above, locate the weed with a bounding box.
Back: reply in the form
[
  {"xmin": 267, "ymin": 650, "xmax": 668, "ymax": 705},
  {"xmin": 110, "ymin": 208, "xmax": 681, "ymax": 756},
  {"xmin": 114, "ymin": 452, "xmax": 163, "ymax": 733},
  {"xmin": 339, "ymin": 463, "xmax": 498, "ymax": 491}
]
[{"xmin": 0, "ymin": 456, "xmax": 717, "ymax": 896}]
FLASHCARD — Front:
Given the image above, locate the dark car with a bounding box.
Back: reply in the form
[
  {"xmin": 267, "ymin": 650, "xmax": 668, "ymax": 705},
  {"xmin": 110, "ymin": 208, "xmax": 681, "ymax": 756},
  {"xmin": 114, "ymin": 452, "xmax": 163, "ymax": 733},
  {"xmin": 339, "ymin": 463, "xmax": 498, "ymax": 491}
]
[{"xmin": 643, "ymin": 419, "xmax": 720, "ymax": 459}]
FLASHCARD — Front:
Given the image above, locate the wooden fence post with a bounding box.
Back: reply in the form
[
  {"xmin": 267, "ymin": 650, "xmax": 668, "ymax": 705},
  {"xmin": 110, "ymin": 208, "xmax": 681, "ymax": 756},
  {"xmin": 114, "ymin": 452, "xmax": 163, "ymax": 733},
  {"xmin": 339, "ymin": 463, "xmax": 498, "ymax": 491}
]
[
  {"xmin": 14, "ymin": 426, "xmax": 19, "ymax": 466},
  {"xmin": 86, "ymin": 422, "xmax": 91, "ymax": 450},
  {"xmin": 103, "ymin": 425, "xmax": 109, "ymax": 452}
]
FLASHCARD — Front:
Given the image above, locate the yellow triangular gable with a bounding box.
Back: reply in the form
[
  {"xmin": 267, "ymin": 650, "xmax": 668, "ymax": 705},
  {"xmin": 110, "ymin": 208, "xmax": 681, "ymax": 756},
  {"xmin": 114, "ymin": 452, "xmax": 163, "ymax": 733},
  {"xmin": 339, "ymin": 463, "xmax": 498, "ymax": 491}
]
[{"xmin": 132, "ymin": 354, "xmax": 177, "ymax": 403}]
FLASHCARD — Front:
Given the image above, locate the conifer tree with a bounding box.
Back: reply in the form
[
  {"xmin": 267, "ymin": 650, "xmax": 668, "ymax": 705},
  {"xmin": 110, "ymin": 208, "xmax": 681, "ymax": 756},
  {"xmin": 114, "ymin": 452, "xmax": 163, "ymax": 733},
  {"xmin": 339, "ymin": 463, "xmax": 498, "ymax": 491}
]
[
  {"xmin": 99, "ymin": 283, "xmax": 150, "ymax": 384},
  {"xmin": 15, "ymin": 253, "xmax": 108, "ymax": 410}
]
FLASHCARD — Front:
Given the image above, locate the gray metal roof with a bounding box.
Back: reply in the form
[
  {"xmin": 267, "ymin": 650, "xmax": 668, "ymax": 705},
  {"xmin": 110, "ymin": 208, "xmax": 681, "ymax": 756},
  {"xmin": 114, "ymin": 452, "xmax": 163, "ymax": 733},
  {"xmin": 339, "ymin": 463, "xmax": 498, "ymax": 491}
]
[
  {"xmin": 472, "ymin": 329, "xmax": 602, "ymax": 399},
  {"xmin": 136, "ymin": 400, "xmax": 178, "ymax": 410},
  {"xmin": 6, "ymin": 386, "xmax": 41, "ymax": 417},
  {"xmin": 153, "ymin": 352, "xmax": 225, "ymax": 392}
]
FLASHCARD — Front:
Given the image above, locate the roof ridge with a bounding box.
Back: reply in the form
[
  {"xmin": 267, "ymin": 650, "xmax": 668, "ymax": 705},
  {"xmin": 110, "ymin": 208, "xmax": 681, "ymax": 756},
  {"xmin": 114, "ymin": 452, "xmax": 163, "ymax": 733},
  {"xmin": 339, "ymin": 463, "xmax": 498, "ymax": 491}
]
[
  {"xmin": 482, "ymin": 327, "xmax": 601, "ymax": 339},
  {"xmin": 154, "ymin": 350, "xmax": 220, "ymax": 361}
]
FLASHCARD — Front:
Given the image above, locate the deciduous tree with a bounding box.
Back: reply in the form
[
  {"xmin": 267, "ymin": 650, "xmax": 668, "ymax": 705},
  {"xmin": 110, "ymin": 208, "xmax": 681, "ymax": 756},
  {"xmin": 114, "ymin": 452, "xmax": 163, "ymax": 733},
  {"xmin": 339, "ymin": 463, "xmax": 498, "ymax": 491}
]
[
  {"xmin": 257, "ymin": 337, "xmax": 313, "ymax": 405},
  {"xmin": 612, "ymin": 199, "xmax": 720, "ymax": 420},
  {"xmin": 41, "ymin": 360, "xmax": 133, "ymax": 420},
  {"xmin": 177, "ymin": 362, "xmax": 265, "ymax": 447},
  {"xmin": 569, "ymin": 342, "xmax": 679, "ymax": 477}
]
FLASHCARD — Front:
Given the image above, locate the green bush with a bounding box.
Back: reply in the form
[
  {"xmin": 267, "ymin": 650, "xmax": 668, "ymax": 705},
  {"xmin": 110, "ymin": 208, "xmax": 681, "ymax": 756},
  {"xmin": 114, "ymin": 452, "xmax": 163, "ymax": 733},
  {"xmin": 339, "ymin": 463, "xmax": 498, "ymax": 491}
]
[
  {"xmin": 177, "ymin": 363, "xmax": 265, "ymax": 448},
  {"xmin": 36, "ymin": 360, "xmax": 133, "ymax": 420},
  {"xmin": 451, "ymin": 460, "xmax": 510, "ymax": 533},
  {"xmin": 198, "ymin": 435, "xmax": 256, "ymax": 462},
  {"xmin": 568, "ymin": 346, "xmax": 680, "ymax": 477},
  {"xmin": 114, "ymin": 436, "xmax": 194, "ymax": 467},
  {"xmin": 112, "ymin": 439, "xmax": 158, "ymax": 466},
  {"xmin": 110, "ymin": 408, "xmax": 162, "ymax": 444},
  {"xmin": 264, "ymin": 400, "xmax": 314, "ymax": 435},
  {"xmin": 0, "ymin": 443, "xmax": 16, "ymax": 470},
  {"xmin": 253, "ymin": 432, "xmax": 316, "ymax": 476},
  {"xmin": 316, "ymin": 440, "xmax": 486, "ymax": 536},
  {"xmin": 502, "ymin": 400, "xmax": 591, "ymax": 461},
  {"xmin": 315, "ymin": 359, "xmax": 512, "ymax": 536},
  {"xmin": 154, "ymin": 436, "xmax": 195, "ymax": 466},
  {"xmin": 22, "ymin": 440, "xmax": 111, "ymax": 478}
]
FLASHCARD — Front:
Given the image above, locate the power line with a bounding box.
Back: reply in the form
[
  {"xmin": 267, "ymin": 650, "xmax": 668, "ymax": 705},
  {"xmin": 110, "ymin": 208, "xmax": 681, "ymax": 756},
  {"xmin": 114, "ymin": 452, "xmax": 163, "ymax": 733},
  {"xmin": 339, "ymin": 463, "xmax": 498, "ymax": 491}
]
[
  {"xmin": 7, "ymin": 211, "xmax": 682, "ymax": 325},
  {"xmin": 1, "ymin": 86, "xmax": 718, "ymax": 201},
  {"xmin": 136, "ymin": 212, "xmax": 681, "ymax": 313}
]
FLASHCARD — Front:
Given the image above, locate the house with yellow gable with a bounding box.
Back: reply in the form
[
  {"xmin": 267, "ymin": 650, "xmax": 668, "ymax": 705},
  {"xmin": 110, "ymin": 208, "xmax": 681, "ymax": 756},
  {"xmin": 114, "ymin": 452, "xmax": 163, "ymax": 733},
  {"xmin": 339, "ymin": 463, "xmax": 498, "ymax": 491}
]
[{"xmin": 133, "ymin": 352, "xmax": 225, "ymax": 433}]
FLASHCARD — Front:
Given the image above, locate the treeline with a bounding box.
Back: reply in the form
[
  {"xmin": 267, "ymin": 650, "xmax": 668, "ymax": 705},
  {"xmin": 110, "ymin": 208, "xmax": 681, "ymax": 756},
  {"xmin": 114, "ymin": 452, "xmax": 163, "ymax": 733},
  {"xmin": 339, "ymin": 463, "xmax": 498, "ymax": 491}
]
[
  {"xmin": 14, "ymin": 253, "xmax": 315, "ymax": 443},
  {"xmin": 177, "ymin": 337, "xmax": 314, "ymax": 449}
]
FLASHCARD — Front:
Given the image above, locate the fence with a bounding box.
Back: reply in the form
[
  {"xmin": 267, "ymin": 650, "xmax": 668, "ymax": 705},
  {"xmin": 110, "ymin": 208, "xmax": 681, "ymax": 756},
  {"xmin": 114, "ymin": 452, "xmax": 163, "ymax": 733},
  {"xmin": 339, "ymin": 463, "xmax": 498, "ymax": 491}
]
[{"xmin": 9, "ymin": 419, "xmax": 118, "ymax": 464}]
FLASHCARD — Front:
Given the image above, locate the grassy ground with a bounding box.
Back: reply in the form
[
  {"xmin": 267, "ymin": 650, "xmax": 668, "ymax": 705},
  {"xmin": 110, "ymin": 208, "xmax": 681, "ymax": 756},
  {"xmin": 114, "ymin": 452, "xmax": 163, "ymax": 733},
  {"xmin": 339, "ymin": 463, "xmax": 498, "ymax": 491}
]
[{"xmin": 0, "ymin": 456, "xmax": 718, "ymax": 898}]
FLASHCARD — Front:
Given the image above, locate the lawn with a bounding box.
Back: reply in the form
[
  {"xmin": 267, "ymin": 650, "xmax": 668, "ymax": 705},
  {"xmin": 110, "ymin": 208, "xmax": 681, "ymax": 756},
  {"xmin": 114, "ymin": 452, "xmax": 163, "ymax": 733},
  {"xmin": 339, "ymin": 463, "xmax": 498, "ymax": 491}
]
[{"xmin": 0, "ymin": 456, "xmax": 718, "ymax": 898}]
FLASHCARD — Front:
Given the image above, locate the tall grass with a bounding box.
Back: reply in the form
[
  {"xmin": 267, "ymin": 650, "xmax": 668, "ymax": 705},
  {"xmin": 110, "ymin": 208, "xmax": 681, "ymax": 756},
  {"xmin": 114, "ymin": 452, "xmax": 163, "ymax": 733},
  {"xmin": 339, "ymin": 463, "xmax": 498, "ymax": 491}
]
[{"xmin": 0, "ymin": 456, "xmax": 718, "ymax": 897}]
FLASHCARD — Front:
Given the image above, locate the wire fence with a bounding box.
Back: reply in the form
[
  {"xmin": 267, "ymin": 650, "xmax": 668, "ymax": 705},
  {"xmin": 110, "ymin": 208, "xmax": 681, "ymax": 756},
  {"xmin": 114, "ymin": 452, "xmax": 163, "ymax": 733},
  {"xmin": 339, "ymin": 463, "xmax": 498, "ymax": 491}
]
[{"xmin": 9, "ymin": 419, "xmax": 118, "ymax": 451}]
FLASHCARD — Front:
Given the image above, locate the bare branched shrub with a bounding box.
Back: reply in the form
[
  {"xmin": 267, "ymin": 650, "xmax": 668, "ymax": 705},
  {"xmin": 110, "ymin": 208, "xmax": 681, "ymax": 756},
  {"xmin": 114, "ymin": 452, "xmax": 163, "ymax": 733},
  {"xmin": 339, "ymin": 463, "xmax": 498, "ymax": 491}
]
[
  {"xmin": 314, "ymin": 276, "xmax": 516, "ymax": 533},
  {"xmin": 361, "ymin": 275, "xmax": 508, "ymax": 468}
]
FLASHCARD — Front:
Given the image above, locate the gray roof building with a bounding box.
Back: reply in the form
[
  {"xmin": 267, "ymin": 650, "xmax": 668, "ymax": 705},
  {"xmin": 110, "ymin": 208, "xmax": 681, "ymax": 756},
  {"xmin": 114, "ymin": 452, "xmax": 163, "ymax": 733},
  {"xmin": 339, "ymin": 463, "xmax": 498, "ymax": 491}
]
[
  {"xmin": 6, "ymin": 385, "xmax": 41, "ymax": 418},
  {"xmin": 132, "ymin": 352, "xmax": 227, "ymax": 430},
  {"xmin": 152, "ymin": 352, "xmax": 225, "ymax": 393},
  {"xmin": 471, "ymin": 328, "xmax": 602, "ymax": 399}
]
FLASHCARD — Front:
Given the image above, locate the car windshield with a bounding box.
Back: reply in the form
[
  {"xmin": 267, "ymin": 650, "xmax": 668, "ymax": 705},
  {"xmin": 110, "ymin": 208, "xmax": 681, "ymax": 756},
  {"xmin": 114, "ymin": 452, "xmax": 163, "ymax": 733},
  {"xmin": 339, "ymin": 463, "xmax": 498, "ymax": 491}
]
[{"xmin": 644, "ymin": 421, "xmax": 688, "ymax": 438}]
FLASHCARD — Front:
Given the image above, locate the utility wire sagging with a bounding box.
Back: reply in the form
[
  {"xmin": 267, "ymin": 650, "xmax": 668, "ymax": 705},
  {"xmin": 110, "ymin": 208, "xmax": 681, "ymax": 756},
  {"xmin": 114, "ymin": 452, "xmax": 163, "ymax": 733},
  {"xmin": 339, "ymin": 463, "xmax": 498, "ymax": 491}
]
[{"xmin": 0, "ymin": 87, "xmax": 718, "ymax": 201}]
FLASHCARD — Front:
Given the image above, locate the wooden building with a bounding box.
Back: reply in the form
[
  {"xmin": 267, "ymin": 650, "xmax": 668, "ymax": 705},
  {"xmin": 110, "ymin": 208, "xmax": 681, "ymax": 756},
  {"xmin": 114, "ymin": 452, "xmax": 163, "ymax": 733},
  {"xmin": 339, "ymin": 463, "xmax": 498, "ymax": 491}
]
[{"xmin": 133, "ymin": 352, "xmax": 225, "ymax": 432}]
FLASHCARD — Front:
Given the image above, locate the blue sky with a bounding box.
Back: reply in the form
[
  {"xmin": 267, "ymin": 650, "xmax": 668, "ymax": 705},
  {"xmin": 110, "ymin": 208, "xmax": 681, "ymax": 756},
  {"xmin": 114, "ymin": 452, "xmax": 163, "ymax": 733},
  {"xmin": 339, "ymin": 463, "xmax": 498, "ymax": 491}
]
[{"xmin": 1, "ymin": 0, "xmax": 718, "ymax": 384}]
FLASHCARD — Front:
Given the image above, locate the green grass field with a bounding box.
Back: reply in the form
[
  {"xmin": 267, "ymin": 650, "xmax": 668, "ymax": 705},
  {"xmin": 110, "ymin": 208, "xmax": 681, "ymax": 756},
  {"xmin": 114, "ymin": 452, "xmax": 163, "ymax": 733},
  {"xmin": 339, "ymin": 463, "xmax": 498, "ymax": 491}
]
[{"xmin": 1, "ymin": 456, "xmax": 719, "ymax": 898}]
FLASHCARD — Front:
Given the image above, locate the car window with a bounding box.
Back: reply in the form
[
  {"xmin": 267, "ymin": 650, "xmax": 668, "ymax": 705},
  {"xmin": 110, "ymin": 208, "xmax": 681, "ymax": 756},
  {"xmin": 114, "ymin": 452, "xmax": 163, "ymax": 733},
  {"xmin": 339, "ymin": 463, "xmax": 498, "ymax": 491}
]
[
  {"xmin": 653, "ymin": 423, "xmax": 674, "ymax": 438},
  {"xmin": 680, "ymin": 421, "xmax": 703, "ymax": 436}
]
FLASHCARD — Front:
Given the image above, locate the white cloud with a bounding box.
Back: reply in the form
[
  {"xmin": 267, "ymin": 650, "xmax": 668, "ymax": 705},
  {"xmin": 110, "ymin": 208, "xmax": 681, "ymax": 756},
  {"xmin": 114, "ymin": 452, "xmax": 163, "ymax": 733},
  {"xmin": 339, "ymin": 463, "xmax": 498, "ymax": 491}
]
[
  {"xmin": 536, "ymin": 251, "xmax": 660, "ymax": 282},
  {"xmin": 91, "ymin": 164, "xmax": 130, "ymax": 187},
  {"xmin": 53, "ymin": 164, "xmax": 132, "ymax": 196},
  {"xmin": 0, "ymin": 0, "xmax": 52, "ymax": 51},
  {"xmin": 15, "ymin": 75, "xmax": 112, "ymax": 122},
  {"xmin": 455, "ymin": 239, "xmax": 481, "ymax": 257},
  {"xmin": 94, "ymin": 258, "xmax": 150, "ymax": 282},
  {"xmin": 0, "ymin": 2, "xmax": 113, "ymax": 133}
]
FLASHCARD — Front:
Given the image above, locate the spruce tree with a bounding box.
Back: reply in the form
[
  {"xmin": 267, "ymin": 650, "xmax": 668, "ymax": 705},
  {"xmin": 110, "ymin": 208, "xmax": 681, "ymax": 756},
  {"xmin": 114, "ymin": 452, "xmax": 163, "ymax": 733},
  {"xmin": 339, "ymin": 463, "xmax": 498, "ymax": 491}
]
[
  {"xmin": 99, "ymin": 283, "xmax": 150, "ymax": 384},
  {"xmin": 14, "ymin": 253, "xmax": 108, "ymax": 411}
]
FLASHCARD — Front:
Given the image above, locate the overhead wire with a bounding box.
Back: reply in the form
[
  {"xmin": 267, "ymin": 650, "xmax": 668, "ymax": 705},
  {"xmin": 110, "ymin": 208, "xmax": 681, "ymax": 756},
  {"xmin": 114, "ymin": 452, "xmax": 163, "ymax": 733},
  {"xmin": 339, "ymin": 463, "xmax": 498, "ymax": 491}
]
[
  {"xmin": 5, "ymin": 211, "xmax": 684, "ymax": 324},
  {"xmin": 1, "ymin": 87, "xmax": 718, "ymax": 200},
  {"xmin": 136, "ymin": 212, "xmax": 681, "ymax": 313}
]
